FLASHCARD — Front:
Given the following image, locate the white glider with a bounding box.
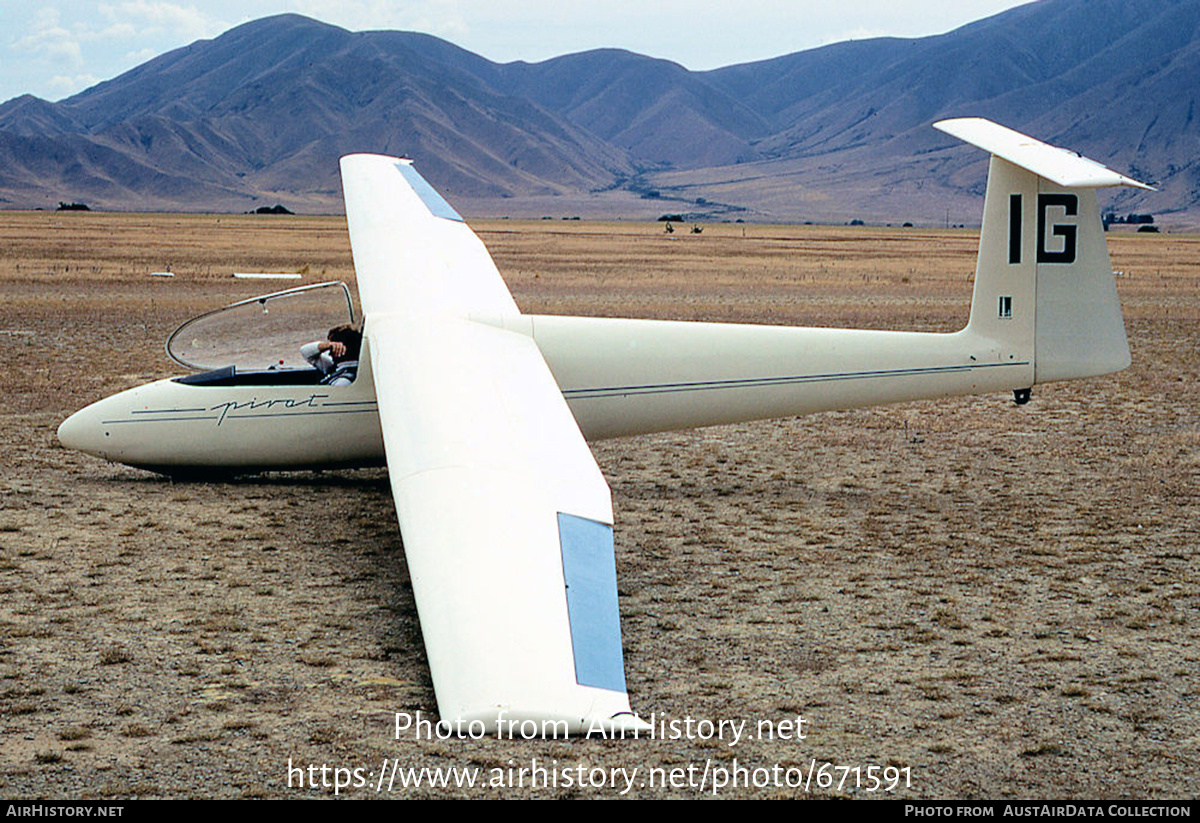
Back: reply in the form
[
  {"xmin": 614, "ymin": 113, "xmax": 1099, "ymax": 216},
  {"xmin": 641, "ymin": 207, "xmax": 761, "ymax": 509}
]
[{"xmin": 58, "ymin": 119, "xmax": 1151, "ymax": 735}]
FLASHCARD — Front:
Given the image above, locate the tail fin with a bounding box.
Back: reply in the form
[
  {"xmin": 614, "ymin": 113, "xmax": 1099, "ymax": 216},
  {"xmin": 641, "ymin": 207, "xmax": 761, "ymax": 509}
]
[{"xmin": 935, "ymin": 118, "xmax": 1153, "ymax": 385}]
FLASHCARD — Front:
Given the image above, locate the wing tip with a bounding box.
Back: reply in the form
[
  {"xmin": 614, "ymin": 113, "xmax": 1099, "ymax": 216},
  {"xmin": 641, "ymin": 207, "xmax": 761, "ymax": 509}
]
[
  {"xmin": 340, "ymin": 154, "xmax": 464, "ymax": 223},
  {"xmin": 339, "ymin": 153, "xmax": 413, "ymax": 178},
  {"xmin": 340, "ymin": 152, "xmax": 412, "ymax": 164}
]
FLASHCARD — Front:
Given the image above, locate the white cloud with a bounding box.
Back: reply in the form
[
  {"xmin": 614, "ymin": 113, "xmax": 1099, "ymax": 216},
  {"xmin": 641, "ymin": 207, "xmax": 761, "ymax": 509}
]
[
  {"xmin": 84, "ymin": 22, "xmax": 140, "ymax": 42},
  {"xmin": 48, "ymin": 73, "xmax": 101, "ymax": 95},
  {"xmin": 97, "ymin": 1, "xmax": 225, "ymax": 40},
  {"xmin": 123, "ymin": 46, "xmax": 160, "ymax": 63},
  {"xmin": 13, "ymin": 8, "xmax": 85, "ymax": 68}
]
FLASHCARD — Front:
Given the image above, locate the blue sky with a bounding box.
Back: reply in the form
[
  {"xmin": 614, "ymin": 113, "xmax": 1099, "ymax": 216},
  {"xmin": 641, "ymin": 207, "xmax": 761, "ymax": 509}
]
[{"xmin": 1, "ymin": 0, "xmax": 1032, "ymax": 103}]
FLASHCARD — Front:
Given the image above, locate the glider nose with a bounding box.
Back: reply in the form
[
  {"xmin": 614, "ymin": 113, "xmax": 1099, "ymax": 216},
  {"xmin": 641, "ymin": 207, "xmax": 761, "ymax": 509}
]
[{"xmin": 57, "ymin": 403, "xmax": 107, "ymax": 458}]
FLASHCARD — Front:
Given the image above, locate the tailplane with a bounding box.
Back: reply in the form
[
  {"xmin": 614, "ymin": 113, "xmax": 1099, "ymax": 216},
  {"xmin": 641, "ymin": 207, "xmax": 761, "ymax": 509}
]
[{"xmin": 936, "ymin": 118, "xmax": 1153, "ymax": 386}]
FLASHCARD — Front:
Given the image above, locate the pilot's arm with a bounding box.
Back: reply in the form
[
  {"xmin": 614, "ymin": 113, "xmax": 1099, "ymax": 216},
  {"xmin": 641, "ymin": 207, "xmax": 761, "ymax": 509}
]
[{"xmin": 300, "ymin": 340, "xmax": 342, "ymax": 375}]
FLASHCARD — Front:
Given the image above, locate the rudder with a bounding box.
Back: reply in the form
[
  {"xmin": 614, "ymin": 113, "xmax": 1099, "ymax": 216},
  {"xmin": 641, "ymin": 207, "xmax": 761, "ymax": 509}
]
[{"xmin": 1031, "ymin": 182, "xmax": 1129, "ymax": 383}]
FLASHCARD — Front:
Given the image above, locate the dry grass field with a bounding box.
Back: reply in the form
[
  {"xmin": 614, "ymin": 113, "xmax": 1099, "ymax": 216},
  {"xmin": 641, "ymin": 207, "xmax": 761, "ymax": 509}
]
[{"xmin": 1, "ymin": 212, "xmax": 1197, "ymax": 799}]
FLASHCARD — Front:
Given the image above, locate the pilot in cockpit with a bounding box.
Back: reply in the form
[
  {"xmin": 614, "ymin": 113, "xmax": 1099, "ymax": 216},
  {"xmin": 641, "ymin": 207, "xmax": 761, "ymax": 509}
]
[{"xmin": 300, "ymin": 324, "xmax": 362, "ymax": 386}]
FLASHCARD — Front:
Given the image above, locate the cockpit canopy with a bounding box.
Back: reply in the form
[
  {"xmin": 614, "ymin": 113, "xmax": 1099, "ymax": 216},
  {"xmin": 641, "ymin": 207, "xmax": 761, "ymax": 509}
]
[{"xmin": 166, "ymin": 281, "xmax": 356, "ymax": 372}]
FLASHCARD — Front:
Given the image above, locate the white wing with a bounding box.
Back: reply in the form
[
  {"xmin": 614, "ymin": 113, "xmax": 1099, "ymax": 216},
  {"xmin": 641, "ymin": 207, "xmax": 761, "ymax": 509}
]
[{"xmin": 340, "ymin": 154, "xmax": 642, "ymax": 734}]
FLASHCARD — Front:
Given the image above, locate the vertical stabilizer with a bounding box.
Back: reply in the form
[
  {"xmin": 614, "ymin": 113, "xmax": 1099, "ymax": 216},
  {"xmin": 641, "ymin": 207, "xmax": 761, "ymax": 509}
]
[{"xmin": 936, "ymin": 118, "xmax": 1152, "ymax": 385}]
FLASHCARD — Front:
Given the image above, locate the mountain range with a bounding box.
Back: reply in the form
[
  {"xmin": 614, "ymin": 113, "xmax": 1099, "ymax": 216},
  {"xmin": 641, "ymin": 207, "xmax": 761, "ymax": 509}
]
[{"xmin": 0, "ymin": 0, "xmax": 1196, "ymax": 225}]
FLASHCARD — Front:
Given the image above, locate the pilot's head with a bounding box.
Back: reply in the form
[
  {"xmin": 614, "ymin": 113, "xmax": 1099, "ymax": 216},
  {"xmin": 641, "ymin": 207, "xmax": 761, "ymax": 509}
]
[{"xmin": 327, "ymin": 324, "xmax": 362, "ymax": 362}]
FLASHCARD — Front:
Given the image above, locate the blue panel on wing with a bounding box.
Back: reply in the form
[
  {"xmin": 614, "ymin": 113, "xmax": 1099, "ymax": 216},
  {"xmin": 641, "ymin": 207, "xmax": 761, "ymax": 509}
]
[
  {"xmin": 558, "ymin": 513, "xmax": 626, "ymax": 693},
  {"xmin": 396, "ymin": 162, "xmax": 464, "ymax": 222}
]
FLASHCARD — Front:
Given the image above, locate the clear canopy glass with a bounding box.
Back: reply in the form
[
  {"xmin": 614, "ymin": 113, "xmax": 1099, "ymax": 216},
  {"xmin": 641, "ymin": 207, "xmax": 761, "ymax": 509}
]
[{"xmin": 166, "ymin": 281, "xmax": 356, "ymax": 372}]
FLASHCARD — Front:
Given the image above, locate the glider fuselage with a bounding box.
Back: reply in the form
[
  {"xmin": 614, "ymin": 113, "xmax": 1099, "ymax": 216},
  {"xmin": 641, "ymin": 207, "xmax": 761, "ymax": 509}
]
[{"xmin": 57, "ymin": 314, "xmax": 1029, "ymax": 474}]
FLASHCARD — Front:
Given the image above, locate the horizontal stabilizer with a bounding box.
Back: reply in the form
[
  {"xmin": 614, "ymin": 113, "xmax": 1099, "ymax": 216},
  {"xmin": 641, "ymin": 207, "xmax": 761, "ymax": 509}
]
[{"xmin": 934, "ymin": 118, "xmax": 1154, "ymax": 190}]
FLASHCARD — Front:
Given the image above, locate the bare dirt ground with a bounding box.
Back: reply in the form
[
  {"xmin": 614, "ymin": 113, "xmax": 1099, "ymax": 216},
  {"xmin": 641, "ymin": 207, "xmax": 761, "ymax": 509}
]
[{"xmin": 1, "ymin": 213, "xmax": 1197, "ymax": 799}]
